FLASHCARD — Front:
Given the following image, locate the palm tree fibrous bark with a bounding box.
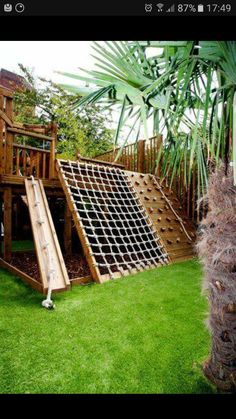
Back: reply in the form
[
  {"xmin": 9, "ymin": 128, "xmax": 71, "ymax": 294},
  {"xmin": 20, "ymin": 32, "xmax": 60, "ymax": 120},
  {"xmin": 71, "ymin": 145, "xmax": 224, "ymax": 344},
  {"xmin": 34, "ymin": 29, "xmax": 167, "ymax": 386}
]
[{"xmin": 197, "ymin": 166, "xmax": 236, "ymax": 392}]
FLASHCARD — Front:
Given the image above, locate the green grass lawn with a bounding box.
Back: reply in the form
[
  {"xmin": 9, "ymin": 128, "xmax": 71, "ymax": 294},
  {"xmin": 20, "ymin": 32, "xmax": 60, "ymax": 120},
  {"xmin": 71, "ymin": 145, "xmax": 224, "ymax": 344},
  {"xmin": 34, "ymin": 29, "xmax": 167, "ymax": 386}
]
[
  {"xmin": 0, "ymin": 254, "xmax": 216, "ymax": 394},
  {"xmin": 1, "ymin": 240, "xmax": 35, "ymax": 253}
]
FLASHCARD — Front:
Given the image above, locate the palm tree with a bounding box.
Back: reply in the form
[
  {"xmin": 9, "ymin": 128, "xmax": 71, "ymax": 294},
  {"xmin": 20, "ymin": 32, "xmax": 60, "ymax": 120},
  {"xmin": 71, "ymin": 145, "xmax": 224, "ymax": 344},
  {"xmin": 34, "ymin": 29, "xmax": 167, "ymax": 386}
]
[
  {"xmin": 59, "ymin": 41, "xmax": 236, "ymax": 391},
  {"xmin": 58, "ymin": 41, "xmax": 236, "ymax": 197},
  {"xmin": 197, "ymin": 165, "xmax": 236, "ymax": 392}
]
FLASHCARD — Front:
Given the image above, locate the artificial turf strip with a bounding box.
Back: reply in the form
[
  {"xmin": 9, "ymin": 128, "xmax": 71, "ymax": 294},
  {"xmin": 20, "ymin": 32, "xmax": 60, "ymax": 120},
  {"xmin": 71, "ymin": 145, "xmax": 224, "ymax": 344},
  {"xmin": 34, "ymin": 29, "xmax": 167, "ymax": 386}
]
[{"xmin": 0, "ymin": 258, "xmax": 216, "ymax": 394}]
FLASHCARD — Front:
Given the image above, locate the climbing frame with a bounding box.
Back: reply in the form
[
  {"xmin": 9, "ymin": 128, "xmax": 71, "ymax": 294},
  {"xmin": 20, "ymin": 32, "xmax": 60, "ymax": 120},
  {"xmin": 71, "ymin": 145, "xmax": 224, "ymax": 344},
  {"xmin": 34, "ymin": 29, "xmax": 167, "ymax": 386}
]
[
  {"xmin": 127, "ymin": 172, "xmax": 196, "ymax": 262},
  {"xmin": 56, "ymin": 159, "xmax": 169, "ymax": 283}
]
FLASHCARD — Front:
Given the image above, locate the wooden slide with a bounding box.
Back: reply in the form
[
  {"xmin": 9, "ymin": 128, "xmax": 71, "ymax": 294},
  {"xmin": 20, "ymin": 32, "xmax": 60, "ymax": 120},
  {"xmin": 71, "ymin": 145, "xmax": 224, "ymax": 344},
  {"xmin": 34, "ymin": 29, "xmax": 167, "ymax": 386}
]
[{"xmin": 25, "ymin": 178, "xmax": 70, "ymax": 293}]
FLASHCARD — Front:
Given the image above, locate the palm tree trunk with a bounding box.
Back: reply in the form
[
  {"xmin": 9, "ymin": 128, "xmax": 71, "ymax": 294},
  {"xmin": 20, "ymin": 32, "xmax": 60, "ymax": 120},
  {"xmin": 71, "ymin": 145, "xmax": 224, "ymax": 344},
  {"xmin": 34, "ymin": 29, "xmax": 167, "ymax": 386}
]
[{"xmin": 197, "ymin": 165, "xmax": 236, "ymax": 392}]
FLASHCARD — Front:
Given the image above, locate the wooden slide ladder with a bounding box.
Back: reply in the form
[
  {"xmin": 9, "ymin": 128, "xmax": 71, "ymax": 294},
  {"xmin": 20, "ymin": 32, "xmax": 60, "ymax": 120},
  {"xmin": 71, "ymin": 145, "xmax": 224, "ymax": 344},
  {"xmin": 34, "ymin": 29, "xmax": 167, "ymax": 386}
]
[{"xmin": 25, "ymin": 177, "xmax": 70, "ymax": 295}]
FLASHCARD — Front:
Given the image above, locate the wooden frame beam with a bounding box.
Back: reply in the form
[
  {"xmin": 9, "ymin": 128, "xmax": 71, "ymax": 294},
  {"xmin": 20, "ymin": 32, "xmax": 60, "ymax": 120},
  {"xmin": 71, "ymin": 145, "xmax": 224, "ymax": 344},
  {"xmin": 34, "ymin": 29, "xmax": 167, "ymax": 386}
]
[
  {"xmin": 78, "ymin": 155, "xmax": 125, "ymax": 169},
  {"xmin": 0, "ymin": 174, "xmax": 61, "ymax": 188},
  {"xmin": 0, "ymin": 94, "xmax": 4, "ymax": 176},
  {"xmin": 3, "ymin": 187, "xmax": 12, "ymax": 262},
  {"xmin": 5, "ymin": 96, "xmax": 14, "ymax": 175},
  {"xmin": 137, "ymin": 139, "xmax": 145, "ymax": 173},
  {"xmin": 0, "ymin": 257, "xmax": 43, "ymax": 293},
  {"xmin": 0, "ymin": 87, "xmax": 13, "ymax": 98},
  {"xmin": 64, "ymin": 203, "xmax": 72, "ymax": 255},
  {"xmin": 7, "ymin": 127, "xmax": 54, "ymax": 142},
  {"xmin": 0, "ymin": 194, "xmax": 2, "ymax": 258}
]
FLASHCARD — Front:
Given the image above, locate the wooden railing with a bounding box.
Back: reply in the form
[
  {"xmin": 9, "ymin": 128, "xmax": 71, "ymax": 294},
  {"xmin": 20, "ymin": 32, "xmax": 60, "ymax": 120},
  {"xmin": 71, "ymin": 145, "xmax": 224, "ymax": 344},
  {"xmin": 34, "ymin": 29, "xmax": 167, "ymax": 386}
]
[
  {"xmin": 13, "ymin": 143, "xmax": 51, "ymax": 178},
  {"xmin": 95, "ymin": 134, "xmax": 201, "ymax": 224},
  {"xmin": 167, "ymin": 163, "xmax": 205, "ymax": 225},
  {"xmin": 95, "ymin": 135, "xmax": 163, "ymax": 173},
  {"xmin": 0, "ymin": 86, "xmax": 57, "ymax": 180}
]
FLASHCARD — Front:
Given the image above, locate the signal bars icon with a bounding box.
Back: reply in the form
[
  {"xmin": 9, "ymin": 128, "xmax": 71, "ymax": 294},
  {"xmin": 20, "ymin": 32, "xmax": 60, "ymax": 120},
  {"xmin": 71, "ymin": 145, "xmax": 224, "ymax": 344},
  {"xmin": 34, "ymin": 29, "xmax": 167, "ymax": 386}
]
[{"xmin": 166, "ymin": 4, "xmax": 175, "ymax": 12}]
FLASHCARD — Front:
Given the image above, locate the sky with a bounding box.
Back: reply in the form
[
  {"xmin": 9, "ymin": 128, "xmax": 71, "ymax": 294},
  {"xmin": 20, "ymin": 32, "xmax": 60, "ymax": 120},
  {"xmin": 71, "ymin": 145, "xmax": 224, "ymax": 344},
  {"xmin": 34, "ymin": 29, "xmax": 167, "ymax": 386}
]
[
  {"xmin": 0, "ymin": 41, "xmax": 94, "ymax": 85},
  {"xmin": 0, "ymin": 40, "xmax": 126, "ymax": 137},
  {"xmin": 0, "ymin": 40, "xmax": 154, "ymax": 141}
]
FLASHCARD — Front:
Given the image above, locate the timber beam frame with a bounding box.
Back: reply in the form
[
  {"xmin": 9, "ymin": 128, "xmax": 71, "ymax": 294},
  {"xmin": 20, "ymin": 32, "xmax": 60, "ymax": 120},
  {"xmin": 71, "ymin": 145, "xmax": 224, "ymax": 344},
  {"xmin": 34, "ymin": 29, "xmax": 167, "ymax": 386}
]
[{"xmin": 0, "ymin": 174, "xmax": 61, "ymax": 189}]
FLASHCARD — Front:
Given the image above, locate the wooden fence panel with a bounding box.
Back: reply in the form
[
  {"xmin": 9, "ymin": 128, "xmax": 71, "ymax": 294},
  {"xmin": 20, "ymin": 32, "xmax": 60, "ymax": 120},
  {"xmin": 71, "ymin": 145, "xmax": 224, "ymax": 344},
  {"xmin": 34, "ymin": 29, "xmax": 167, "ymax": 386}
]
[
  {"xmin": 95, "ymin": 135, "xmax": 202, "ymax": 224},
  {"xmin": 95, "ymin": 135, "xmax": 162, "ymax": 175}
]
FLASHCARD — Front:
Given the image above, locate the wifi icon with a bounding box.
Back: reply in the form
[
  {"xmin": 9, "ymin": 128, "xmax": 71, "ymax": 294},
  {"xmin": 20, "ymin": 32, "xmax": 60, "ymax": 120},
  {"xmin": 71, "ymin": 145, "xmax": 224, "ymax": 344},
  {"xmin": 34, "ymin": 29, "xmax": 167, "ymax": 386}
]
[{"xmin": 156, "ymin": 3, "xmax": 164, "ymax": 12}]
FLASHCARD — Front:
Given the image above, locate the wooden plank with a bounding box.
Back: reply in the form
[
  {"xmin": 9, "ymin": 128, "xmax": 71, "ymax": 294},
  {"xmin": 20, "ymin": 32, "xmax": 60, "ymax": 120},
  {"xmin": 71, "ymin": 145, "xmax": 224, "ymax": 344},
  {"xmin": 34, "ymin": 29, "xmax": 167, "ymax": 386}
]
[
  {"xmin": 70, "ymin": 275, "xmax": 93, "ymax": 285},
  {"xmin": 49, "ymin": 123, "xmax": 57, "ymax": 179},
  {"xmin": 0, "ymin": 109, "xmax": 13, "ymax": 127},
  {"xmin": 3, "ymin": 187, "xmax": 12, "ymax": 262},
  {"xmin": 0, "ymin": 95, "xmax": 4, "ymax": 175},
  {"xmin": 29, "ymin": 150, "xmax": 34, "ymax": 176},
  {"xmin": 56, "ymin": 160, "xmax": 101, "ymax": 284},
  {"xmin": 64, "ymin": 204, "xmax": 72, "ymax": 255},
  {"xmin": 25, "ymin": 178, "xmax": 70, "ymax": 292},
  {"xmin": 16, "ymin": 148, "xmax": 20, "ymax": 176},
  {"xmin": 0, "ymin": 86, "xmax": 13, "ymax": 98},
  {"xmin": 13, "ymin": 143, "xmax": 50, "ymax": 153},
  {"xmin": 42, "ymin": 153, "xmax": 46, "ymax": 179},
  {"xmin": 155, "ymin": 135, "xmax": 163, "ymax": 176},
  {"xmin": 39, "ymin": 180, "xmax": 70, "ymax": 288},
  {"xmin": 78, "ymin": 155, "xmax": 124, "ymax": 169},
  {"xmin": 0, "ymin": 195, "xmax": 2, "ymax": 257},
  {"xmin": 49, "ymin": 137, "xmax": 55, "ymax": 179},
  {"xmin": 99, "ymin": 262, "xmax": 163, "ymax": 282},
  {"xmin": 13, "ymin": 124, "xmax": 48, "ymax": 135},
  {"xmin": 22, "ymin": 149, "xmax": 27, "ymax": 176},
  {"xmin": 0, "ymin": 187, "xmax": 65, "ymax": 199},
  {"xmin": 0, "ymin": 257, "xmax": 43, "ymax": 293},
  {"xmin": 137, "ymin": 139, "xmax": 145, "ymax": 173},
  {"xmin": 36, "ymin": 152, "xmax": 40, "ymax": 178},
  {"xmin": 127, "ymin": 171, "xmax": 196, "ymax": 264},
  {"xmin": 7, "ymin": 127, "xmax": 54, "ymax": 142},
  {"xmin": 17, "ymin": 123, "xmax": 48, "ymax": 130},
  {"xmin": 169, "ymin": 255, "xmax": 195, "ymax": 264},
  {"xmin": 150, "ymin": 138, "xmax": 153, "ymax": 172},
  {"xmin": 168, "ymin": 246, "xmax": 195, "ymax": 255},
  {"xmin": 5, "ymin": 98, "xmax": 13, "ymax": 175},
  {"xmin": 51, "ymin": 122, "xmax": 58, "ymax": 147},
  {"xmin": 0, "ymin": 174, "xmax": 61, "ymax": 189}
]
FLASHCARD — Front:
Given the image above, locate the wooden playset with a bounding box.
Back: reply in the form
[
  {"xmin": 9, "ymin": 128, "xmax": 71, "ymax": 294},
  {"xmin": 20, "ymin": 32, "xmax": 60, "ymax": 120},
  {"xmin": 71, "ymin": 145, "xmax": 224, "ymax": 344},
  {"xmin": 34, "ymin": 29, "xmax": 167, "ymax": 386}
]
[{"xmin": 0, "ymin": 86, "xmax": 196, "ymax": 300}]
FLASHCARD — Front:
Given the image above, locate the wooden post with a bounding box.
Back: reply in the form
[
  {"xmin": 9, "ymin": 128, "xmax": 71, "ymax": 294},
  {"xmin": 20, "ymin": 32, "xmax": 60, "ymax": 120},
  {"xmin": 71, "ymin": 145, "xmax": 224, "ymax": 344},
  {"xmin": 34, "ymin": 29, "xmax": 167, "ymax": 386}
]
[
  {"xmin": 49, "ymin": 122, "xmax": 57, "ymax": 179},
  {"xmin": 155, "ymin": 134, "xmax": 163, "ymax": 176},
  {"xmin": 76, "ymin": 149, "xmax": 81, "ymax": 161},
  {"xmin": 0, "ymin": 94, "xmax": 4, "ymax": 175},
  {"xmin": 0, "ymin": 194, "xmax": 2, "ymax": 257},
  {"xmin": 3, "ymin": 187, "xmax": 12, "ymax": 262},
  {"xmin": 137, "ymin": 139, "xmax": 145, "ymax": 173},
  {"xmin": 193, "ymin": 166, "xmax": 197, "ymax": 224},
  {"xmin": 64, "ymin": 204, "xmax": 72, "ymax": 255},
  {"xmin": 5, "ymin": 97, "xmax": 14, "ymax": 175}
]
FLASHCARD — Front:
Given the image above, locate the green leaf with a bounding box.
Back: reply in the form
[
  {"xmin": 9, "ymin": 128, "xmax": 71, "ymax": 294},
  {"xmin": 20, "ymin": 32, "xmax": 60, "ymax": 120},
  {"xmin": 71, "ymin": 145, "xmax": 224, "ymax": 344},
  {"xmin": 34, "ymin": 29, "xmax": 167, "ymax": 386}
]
[{"xmin": 149, "ymin": 94, "xmax": 168, "ymax": 109}]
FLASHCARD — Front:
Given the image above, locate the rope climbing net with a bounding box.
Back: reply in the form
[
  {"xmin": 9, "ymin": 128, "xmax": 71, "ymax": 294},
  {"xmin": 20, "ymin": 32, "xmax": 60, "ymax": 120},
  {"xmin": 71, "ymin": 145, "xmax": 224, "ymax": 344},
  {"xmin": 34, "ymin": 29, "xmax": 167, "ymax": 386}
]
[{"xmin": 59, "ymin": 160, "xmax": 168, "ymax": 280}]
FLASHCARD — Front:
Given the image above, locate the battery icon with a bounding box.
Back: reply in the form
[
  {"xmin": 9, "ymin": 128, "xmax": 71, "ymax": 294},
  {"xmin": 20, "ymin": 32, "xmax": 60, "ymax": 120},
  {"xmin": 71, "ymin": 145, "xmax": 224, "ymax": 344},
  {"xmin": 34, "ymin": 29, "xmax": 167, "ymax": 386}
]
[{"xmin": 198, "ymin": 4, "xmax": 204, "ymax": 12}]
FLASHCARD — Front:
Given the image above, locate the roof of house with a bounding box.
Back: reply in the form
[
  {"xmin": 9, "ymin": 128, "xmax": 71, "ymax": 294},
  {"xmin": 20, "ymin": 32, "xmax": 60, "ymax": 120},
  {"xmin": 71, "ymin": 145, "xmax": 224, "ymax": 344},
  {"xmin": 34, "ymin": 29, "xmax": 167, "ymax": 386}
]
[{"xmin": 0, "ymin": 68, "xmax": 32, "ymax": 92}]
